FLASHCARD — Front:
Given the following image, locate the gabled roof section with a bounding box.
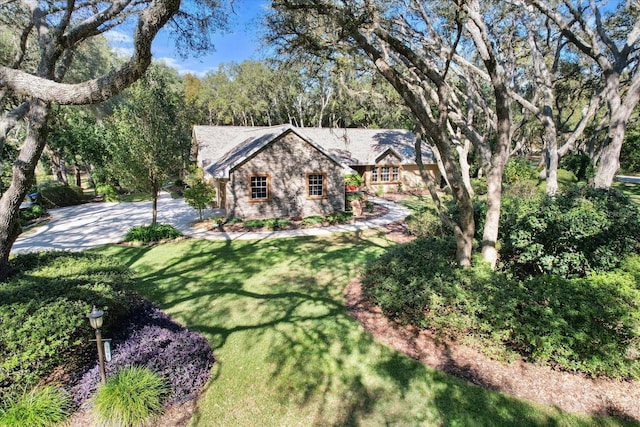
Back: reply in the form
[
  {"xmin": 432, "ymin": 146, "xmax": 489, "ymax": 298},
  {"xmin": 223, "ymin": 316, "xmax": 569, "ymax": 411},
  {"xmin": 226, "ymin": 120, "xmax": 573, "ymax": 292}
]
[
  {"xmin": 298, "ymin": 128, "xmax": 433, "ymax": 166},
  {"xmin": 194, "ymin": 125, "xmax": 436, "ymax": 179},
  {"xmin": 375, "ymin": 147, "xmax": 404, "ymax": 164},
  {"xmin": 193, "ymin": 125, "xmax": 355, "ymax": 179}
]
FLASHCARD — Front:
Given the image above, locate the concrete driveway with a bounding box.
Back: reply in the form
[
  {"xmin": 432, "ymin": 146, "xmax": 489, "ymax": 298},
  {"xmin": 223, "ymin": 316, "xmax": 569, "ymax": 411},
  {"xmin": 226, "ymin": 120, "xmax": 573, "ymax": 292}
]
[
  {"xmin": 12, "ymin": 192, "xmax": 199, "ymax": 254},
  {"xmin": 12, "ymin": 192, "xmax": 410, "ymax": 254}
]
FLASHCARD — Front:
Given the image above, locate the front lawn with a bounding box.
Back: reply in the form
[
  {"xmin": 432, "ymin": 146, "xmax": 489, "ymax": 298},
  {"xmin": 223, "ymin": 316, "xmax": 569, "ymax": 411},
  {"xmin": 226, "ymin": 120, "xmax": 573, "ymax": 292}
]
[{"xmin": 94, "ymin": 234, "xmax": 632, "ymax": 426}]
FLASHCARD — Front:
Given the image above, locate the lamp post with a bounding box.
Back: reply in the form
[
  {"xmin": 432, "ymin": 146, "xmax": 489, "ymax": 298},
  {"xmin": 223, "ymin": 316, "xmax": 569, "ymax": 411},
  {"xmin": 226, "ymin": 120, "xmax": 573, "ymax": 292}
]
[{"xmin": 88, "ymin": 306, "xmax": 107, "ymax": 384}]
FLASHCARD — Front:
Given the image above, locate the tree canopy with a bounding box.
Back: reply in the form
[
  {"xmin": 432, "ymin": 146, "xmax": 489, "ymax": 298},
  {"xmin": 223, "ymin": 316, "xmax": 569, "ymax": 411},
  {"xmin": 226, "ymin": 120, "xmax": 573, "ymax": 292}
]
[
  {"xmin": 266, "ymin": 0, "xmax": 640, "ymax": 267},
  {"xmin": 0, "ymin": 0, "xmax": 227, "ymax": 278}
]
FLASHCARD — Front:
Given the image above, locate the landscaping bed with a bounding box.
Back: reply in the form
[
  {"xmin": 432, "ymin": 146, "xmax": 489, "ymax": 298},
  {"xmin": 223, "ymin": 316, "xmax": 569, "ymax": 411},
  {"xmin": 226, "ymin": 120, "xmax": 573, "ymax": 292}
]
[
  {"xmin": 0, "ymin": 252, "xmax": 214, "ymax": 427},
  {"xmin": 347, "ymin": 274, "xmax": 640, "ymax": 421},
  {"xmin": 193, "ymin": 201, "xmax": 389, "ymax": 233}
]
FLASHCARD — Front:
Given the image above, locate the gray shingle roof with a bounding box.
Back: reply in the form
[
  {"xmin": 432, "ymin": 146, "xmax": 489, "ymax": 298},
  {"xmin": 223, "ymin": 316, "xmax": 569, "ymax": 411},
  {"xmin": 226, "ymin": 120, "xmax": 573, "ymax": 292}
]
[{"xmin": 193, "ymin": 125, "xmax": 435, "ymax": 179}]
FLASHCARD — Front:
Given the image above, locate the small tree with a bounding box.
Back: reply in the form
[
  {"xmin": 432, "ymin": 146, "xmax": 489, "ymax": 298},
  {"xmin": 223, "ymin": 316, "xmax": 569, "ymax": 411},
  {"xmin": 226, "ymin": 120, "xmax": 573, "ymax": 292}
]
[
  {"xmin": 184, "ymin": 181, "xmax": 216, "ymax": 221},
  {"xmin": 107, "ymin": 65, "xmax": 189, "ymax": 225}
]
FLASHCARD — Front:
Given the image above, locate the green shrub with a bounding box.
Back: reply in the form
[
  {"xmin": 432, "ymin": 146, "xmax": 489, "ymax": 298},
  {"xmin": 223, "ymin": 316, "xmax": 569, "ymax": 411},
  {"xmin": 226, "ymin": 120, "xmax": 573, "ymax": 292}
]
[
  {"xmin": 18, "ymin": 204, "xmax": 47, "ymax": 226},
  {"xmin": 243, "ymin": 219, "xmax": 266, "ymax": 229},
  {"xmin": 344, "ymin": 173, "xmax": 363, "ymax": 187},
  {"xmin": 503, "ymin": 157, "xmax": 537, "ymax": 184},
  {"xmin": 325, "ymin": 211, "xmax": 352, "ymax": 224},
  {"xmin": 361, "ymin": 237, "xmax": 459, "ymax": 325},
  {"xmin": 0, "ymin": 385, "xmax": 70, "ymax": 427},
  {"xmin": 406, "ymin": 204, "xmax": 448, "ymax": 238},
  {"xmin": 0, "ymin": 252, "xmax": 132, "ymax": 401},
  {"xmin": 559, "ymin": 152, "xmax": 594, "ymax": 181},
  {"xmin": 346, "ymin": 192, "xmax": 365, "ymax": 202},
  {"xmin": 264, "ymin": 218, "xmax": 291, "ymax": 230},
  {"xmin": 499, "ymin": 186, "xmax": 640, "ymax": 279},
  {"xmin": 470, "ymin": 177, "xmax": 487, "ymax": 196},
  {"xmin": 123, "ymin": 224, "xmax": 182, "ymax": 243},
  {"xmin": 96, "ymin": 183, "xmax": 119, "ymax": 202},
  {"xmin": 509, "ymin": 270, "xmax": 640, "ymax": 378},
  {"xmin": 92, "ymin": 366, "xmax": 168, "ymax": 427},
  {"xmin": 502, "ymin": 179, "xmax": 540, "ymax": 200},
  {"xmin": 621, "ymin": 129, "xmax": 640, "ymax": 174},
  {"xmin": 556, "ymin": 168, "xmax": 579, "ymax": 188},
  {"xmin": 361, "ymin": 239, "xmax": 640, "ymax": 378},
  {"xmin": 366, "ymin": 201, "xmax": 375, "ymax": 213},
  {"xmin": 301, "ymin": 216, "xmax": 325, "ymax": 227},
  {"xmin": 38, "ymin": 183, "xmax": 84, "ymax": 208}
]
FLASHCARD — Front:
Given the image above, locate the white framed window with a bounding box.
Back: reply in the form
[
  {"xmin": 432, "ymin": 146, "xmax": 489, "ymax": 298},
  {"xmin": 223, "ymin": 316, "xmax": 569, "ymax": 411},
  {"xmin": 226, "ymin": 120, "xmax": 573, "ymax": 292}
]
[
  {"xmin": 380, "ymin": 166, "xmax": 390, "ymax": 181},
  {"xmin": 307, "ymin": 173, "xmax": 326, "ymax": 199},
  {"xmin": 371, "ymin": 165, "xmax": 400, "ymax": 183},
  {"xmin": 249, "ymin": 174, "xmax": 270, "ymax": 201}
]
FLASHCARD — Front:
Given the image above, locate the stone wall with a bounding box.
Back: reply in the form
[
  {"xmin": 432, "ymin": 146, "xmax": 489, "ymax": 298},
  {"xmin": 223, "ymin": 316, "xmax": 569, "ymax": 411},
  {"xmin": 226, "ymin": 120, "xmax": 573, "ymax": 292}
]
[{"xmin": 225, "ymin": 132, "xmax": 346, "ymax": 219}]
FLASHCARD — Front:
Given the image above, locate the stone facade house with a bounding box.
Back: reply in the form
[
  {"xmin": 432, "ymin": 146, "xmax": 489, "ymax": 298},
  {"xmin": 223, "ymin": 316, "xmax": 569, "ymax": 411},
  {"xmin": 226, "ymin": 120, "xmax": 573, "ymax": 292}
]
[{"xmin": 193, "ymin": 125, "xmax": 438, "ymax": 220}]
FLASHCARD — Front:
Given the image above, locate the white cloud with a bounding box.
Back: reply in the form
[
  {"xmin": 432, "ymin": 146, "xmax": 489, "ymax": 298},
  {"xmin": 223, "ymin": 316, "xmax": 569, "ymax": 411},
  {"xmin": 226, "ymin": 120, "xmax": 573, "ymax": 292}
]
[
  {"xmin": 155, "ymin": 57, "xmax": 208, "ymax": 77},
  {"xmin": 104, "ymin": 30, "xmax": 133, "ymax": 44}
]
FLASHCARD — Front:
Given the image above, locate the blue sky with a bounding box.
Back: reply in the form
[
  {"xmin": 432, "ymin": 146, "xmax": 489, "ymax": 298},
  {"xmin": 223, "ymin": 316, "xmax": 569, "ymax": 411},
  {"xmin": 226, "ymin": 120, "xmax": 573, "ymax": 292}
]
[{"xmin": 106, "ymin": 1, "xmax": 270, "ymax": 77}]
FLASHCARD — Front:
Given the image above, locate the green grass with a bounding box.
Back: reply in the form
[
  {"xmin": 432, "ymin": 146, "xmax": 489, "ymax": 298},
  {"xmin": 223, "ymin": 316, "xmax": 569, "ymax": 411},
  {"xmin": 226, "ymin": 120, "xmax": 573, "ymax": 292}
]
[
  {"xmin": 93, "ymin": 233, "xmax": 636, "ymax": 427},
  {"xmin": 614, "ymin": 182, "xmax": 640, "ymax": 205}
]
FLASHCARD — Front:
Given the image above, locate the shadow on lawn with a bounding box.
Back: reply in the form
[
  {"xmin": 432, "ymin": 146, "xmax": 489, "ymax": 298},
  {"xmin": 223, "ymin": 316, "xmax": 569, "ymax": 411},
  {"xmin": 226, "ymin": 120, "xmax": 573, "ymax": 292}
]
[{"xmin": 105, "ymin": 237, "xmax": 623, "ymax": 427}]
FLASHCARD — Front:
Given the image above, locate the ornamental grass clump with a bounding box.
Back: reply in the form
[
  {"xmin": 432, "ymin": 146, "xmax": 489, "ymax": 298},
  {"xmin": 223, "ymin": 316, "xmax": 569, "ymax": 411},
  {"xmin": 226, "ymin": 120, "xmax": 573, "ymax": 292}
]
[
  {"xmin": 0, "ymin": 385, "xmax": 70, "ymax": 427},
  {"xmin": 92, "ymin": 366, "xmax": 168, "ymax": 427}
]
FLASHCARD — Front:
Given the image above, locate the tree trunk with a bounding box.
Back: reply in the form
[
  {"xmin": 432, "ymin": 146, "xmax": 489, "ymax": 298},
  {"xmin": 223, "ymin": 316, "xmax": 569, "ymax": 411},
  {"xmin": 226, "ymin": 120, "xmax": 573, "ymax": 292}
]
[
  {"xmin": 480, "ymin": 116, "xmax": 510, "ymax": 268},
  {"xmin": 415, "ymin": 134, "xmax": 474, "ymax": 266},
  {"xmin": 75, "ymin": 162, "xmax": 82, "ymax": 187},
  {"xmin": 0, "ymin": 101, "xmax": 50, "ymax": 279},
  {"xmin": 593, "ymin": 111, "xmax": 625, "ymax": 188},
  {"xmin": 456, "ymin": 139, "xmax": 474, "ymax": 197},
  {"xmin": 152, "ymin": 189, "xmax": 158, "ymax": 225},
  {"xmin": 481, "ymin": 165, "xmax": 503, "ymax": 267},
  {"xmin": 464, "ymin": 0, "xmax": 512, "ymax": 268},
  {"xmin": 593, "ymin": 72, "xmax": 638, "ymax": 188}
]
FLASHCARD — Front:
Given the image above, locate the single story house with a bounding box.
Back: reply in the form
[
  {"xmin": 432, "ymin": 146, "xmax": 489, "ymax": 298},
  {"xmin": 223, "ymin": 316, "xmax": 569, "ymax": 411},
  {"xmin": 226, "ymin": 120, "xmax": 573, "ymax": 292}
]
[{"xmin": 193, "ymin": 125, "xmax": 439, "ymax": 220}]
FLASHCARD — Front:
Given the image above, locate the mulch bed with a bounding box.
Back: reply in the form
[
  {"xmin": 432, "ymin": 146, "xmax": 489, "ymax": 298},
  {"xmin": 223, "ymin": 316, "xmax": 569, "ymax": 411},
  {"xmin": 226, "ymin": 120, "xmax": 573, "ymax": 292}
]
[{"xmin": 345, "ymin": 223, "xmax": 640, "ymax": 421}]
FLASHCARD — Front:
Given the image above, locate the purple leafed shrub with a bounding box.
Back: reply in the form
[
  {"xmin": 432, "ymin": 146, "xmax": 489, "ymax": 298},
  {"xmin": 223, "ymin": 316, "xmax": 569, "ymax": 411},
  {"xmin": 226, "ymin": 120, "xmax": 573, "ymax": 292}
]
[{"xmin": 71, "ymin": 299, "xmax": 214, "ymax": 407}]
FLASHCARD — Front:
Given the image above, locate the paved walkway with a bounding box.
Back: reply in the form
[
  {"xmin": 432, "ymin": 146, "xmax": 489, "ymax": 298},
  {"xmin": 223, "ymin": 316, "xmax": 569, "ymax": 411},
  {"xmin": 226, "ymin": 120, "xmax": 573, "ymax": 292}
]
[
  {"xmin": 12, "ymin": 192, "xmax": 410, "ymax": 254},
  {"xmin": 615, "ymin": 175, "xmax": 640, "ymax": 184}
]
